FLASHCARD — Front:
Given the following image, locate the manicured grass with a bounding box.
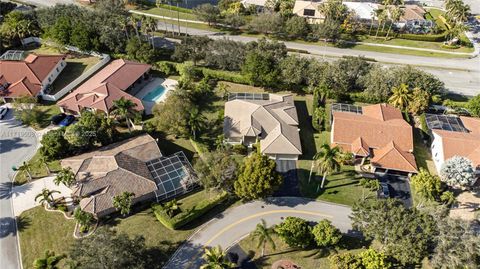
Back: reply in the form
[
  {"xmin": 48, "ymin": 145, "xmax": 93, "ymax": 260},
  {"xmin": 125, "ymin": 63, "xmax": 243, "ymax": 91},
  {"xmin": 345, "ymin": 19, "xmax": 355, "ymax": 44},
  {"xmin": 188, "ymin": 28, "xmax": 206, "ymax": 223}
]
[
  {"xmin": 50, "ymin": 56, "xmax": 100, "ymax": 94},
  {"xmin": 238, "ymin": 233, "xmax": 368, "ymax": 269},
  {"xmin": 413, "ymin": 128, "xmax": 436, "ymax": 174},
  {"xmin": 155, "ymin": 134, "xmax": 198, "ymax": 161},
  {"xmin": 299, "ymin": 164, "xmax": 373, "ymax": 206},
  {"xmin": 138, "ymin": 7, "xmax": 198, "ymax": 21},
  {"xmin": 359, "ymin": 36, "xmax": 474, "ymax": 53},
  {"xmin": 15, "ymin": 150, "xmax": 62, "ymax": 185},
  {"xmin": 35, "ymin": 104, "xmax": 62, "ymax": 129},
  {"xmin": 18, "ymin": 206, "xmax": 76, "ymax": 269},
  {"xmin": 349, "ymin": 43, "xmax": 471, "ymax": 58}
]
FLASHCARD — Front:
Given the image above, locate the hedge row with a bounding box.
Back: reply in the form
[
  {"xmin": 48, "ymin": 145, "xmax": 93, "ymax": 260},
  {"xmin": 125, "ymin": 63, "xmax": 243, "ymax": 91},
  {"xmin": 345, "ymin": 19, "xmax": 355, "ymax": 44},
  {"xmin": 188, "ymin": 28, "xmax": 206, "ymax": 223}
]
[
  {"xmin": 198, "ymin": 68, "xmax": 251, "ymax": 84},
  {"xmin": 397, "ymin": 33, "xmax": 447, "ymax": 42},
  {"xmin": 152, "ymin": 191, "xmax": 228, "ymax": 230}
]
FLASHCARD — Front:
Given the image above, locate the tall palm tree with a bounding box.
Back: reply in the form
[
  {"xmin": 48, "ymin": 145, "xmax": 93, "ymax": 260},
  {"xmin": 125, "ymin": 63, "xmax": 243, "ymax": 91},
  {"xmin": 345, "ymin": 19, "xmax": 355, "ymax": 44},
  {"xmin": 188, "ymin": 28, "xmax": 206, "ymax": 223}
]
[
  {"xmin": 188, "ymin": 107, "xmax": 206, "ymax": 140},
  {"xmin": 200, "ymin": 246, "xmax": 235, "ymax": 269},
  {"xmin": 18, "ymin": 161, "xmax": 32, "ymax": 181},
  {"xmin": 32, "ymin": 250, "xmax": 65, "ymax": 269},
  {"xmin": 35, "ymin": 188, "xmax": 60, "ymax": 208},
  {"xmin": 385, "ymin": 6, "xmax": 404, "ymax": 40},
  {"xmin": 311, "ymin": 144, "xmax": 343, "ymax": 189},
  {"xmin": 446, "ymin": 21, "xmax": 468, "ymax": 41},
  {"xmin": 113, "ymin": 191, "xmax": 135, "ymax": 216},
  {"xmin": 53, "ymin": 167, "xmax": 75, "ymax": 187},
  {"xmin": 111, "ymin": 97, "xmax": 138, "ymax": 132},
  {"xmin": 156, "ymin": 0, "xmax": 170, "ymax": 33},
  {"xmin": 129, "ymin": 16, "xmax": 141, "ymax": 40},
  {"xmin": 251, "ymin": 219, "xmax": 276, "ymax": 257},
  {"xmin": 173, "ymin": 0, "xmax": 183, "ymax": 35},
  {"xmin": 375, "ymin": 10, "xmax": 388, "ymax": 38},
  {"xmin": 388, "ymin": 83, "xmax": 412, "ymax": 111}
]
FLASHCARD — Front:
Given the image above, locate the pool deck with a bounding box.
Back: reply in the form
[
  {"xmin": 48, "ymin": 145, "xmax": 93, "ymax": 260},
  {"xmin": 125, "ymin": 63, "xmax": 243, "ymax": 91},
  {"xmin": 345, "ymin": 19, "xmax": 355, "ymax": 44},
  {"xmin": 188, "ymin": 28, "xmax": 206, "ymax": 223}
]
[{"xmin": 135, "ymin": 78, "xmax": 178, "ymax": 114}]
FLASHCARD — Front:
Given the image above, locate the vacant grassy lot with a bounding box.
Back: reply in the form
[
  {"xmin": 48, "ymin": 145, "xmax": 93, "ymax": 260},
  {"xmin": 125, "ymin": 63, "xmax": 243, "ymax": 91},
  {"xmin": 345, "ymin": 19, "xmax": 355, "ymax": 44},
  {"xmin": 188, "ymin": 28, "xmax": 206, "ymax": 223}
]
[
  {"xmin": 18, "ymin": 207, "xmax": 75, "ymax": 269},
  {"xmin": 238, "ymin": 233, "xmax": 368, "ymax": 269},
  {"xmin": 137, "ymin": 7, "xmax": 198, "ymax": 21}
]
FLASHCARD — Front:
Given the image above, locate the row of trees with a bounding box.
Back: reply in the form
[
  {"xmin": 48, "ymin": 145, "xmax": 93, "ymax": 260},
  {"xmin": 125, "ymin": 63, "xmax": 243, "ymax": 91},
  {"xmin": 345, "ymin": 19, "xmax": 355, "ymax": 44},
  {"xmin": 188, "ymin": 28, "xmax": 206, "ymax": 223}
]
[{"xmin": 173, "ymin": 37, "xmax": 445, "ymax": 102}]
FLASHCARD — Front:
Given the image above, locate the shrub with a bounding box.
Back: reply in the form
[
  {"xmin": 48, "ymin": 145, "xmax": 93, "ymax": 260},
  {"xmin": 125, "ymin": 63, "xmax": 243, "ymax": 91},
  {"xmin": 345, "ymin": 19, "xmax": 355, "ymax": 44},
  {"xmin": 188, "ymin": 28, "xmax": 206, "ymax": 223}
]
[
  {"xmin": 397, "ymin": 33, "xmax": 447, "ymax": 42},
  {"xmin": 152, "ymin": 191, "xmax": 228, "ymax": 230},
  {"xmin": 199, "ymin": 68, "xmax": 250, "ymax": 84},
  {"xmin": 232, "ymin": 144, "xmax": 248, "ymax": 155},
  {"xmin": 155, "ymin": 61, "xmax": 178, "ymax": 76}
]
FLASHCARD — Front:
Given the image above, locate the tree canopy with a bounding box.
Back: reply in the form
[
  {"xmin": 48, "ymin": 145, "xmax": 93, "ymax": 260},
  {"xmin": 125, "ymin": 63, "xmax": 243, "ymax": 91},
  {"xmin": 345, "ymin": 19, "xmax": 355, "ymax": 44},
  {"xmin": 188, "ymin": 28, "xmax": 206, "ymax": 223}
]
[
  {"xmin": 274, "ymin": 217, "xmax": 314, "ymax": 248},
  {"xmin": 440, "ymin": 156, "xmax": 477, "ymax": 188},
  {"xmin": 234, "ymin": 152, "xmax": 283, "ymax": 200}
]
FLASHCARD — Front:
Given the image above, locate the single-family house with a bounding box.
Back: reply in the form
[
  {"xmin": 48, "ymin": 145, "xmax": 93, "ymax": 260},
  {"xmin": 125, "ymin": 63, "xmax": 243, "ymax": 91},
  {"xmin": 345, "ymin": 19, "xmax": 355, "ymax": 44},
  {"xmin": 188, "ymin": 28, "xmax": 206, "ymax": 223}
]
[
  {"xmin": 58, "ymin": 59, "xmax": 150, "ymax": 115},
  {"xmin": 427, "ymin": 114, "xmax": 480, "ymax": 175},
  {"xmin": 343, "ymin": 1, "xmax": 379, "ymax": 21},
  {"xmin": 62, "ymin": 134, "xmax": 198, "ymax": 218},
  {"xmin": 0, "ymin": 50, "xmax": 66, "ymax": 101},
  {"xmin": 241, "ymin": 0, "xmax": 267, "ymax": 12},
  {"xmin": 224, "ymin": 93, "xmax": 302, "ymax": 161},
  {"xmin": 331, "ymin": 103, "xmax": 417, "ymax": 175},
  {"xmin": 293, "ymin": 0, "xmax": 325, "ymax": 24}
]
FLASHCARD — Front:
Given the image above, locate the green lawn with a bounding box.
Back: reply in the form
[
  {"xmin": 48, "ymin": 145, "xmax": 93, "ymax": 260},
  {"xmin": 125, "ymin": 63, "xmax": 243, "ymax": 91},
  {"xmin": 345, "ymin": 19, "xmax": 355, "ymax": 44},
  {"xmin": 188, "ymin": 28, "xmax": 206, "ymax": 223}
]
[
  {"xmin": 50, "ymin": 56, "xmax": 100, "ymax": 94},
  {"xmin": 18, "ymin": 207, "xmax": 76, "ymax": 269},
  {"xmin": 14, "ymin": 150, "xmax": 62, "ymax": 185},
  {"xmin": 413, "ymin": 128, "xmax": 436, "ymax": 174},
  {"xmin": 35, "ymin": 104, "xmax": 62, "ymax": 129},
  {"xmin": 359, "ymin": 36, "xmax": 474, "ymax": 53},
  {"xmin": 137, "ymin": 7, "xmax": 198, "ymax": 21},
  {"xmin": 18, "ymin": 190, "xmax": 234, "ymax": 269},
  {"xmin": 238, "ymin": 233, "xmax": 369, "ymax": 269}
]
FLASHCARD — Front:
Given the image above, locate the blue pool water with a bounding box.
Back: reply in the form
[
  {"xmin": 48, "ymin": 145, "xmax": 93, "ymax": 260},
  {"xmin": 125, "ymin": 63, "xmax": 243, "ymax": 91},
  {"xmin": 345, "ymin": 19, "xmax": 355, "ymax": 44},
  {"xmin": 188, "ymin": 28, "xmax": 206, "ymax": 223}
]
[{"xmin": 142, "ymin": 85, "xmax": 166, "ymax": 102}]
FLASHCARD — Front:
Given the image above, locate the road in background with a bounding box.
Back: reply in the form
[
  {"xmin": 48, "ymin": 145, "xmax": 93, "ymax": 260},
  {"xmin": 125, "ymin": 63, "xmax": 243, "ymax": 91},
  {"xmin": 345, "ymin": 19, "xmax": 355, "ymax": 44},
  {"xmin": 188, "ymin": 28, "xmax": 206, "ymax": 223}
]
[{"xmin": 0, "ymin": 110, "xmax": 39, "ymax": 269}]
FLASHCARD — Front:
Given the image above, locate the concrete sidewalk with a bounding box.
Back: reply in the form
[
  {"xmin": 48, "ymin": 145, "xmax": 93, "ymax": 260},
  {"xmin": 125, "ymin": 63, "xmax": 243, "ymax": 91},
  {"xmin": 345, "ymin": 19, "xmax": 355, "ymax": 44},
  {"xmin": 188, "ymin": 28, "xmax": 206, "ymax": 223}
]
[{"xmin": 11, "ymin": 176, "xmax": 71, "ymax": 216}]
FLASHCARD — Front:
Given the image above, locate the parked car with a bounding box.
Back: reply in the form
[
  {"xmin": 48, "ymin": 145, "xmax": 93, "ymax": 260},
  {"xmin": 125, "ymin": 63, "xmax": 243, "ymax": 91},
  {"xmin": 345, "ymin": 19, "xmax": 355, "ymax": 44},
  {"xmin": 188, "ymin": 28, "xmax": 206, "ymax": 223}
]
[
  {"xmin": 378, "ymin": 182, "xmax": 391, "ymax": 199},
  {"xmin": 0, "ymin": 106, "xmax": 9, "ymax": 119},
  {"xmin": 59, "ymin": 115, "xmax": 75, "ymax": 127},
  {"xmin": 50, "ymin": 113, "xmax": 66, "ymax": 125}
]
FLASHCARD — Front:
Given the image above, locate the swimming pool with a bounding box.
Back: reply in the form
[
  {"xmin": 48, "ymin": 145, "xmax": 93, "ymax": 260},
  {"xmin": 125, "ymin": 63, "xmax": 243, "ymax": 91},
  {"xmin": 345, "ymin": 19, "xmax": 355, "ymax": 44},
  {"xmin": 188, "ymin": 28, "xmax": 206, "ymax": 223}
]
[{"xmin": 142, "ymin": 85, "xmax": 167, "ymax": 102}]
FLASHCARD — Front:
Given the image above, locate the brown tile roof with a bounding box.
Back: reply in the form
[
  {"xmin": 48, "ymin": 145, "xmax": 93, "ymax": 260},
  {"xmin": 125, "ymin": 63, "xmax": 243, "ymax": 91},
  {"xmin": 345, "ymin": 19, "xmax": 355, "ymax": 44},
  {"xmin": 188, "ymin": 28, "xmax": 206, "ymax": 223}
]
[
  {"xmin": 371, "ymin": 141, "xmax": 418, "ymax": 173},
  {"xmin": 332, "ymin": 103, "xmax": 416, "ymax": 172},
  {"xmin": 332, "ymin": 103, "xmax": 413, "ymax": 152},
  {"xmin": 224, "ymin": 94, "xmax": 302, "ymax": 156},
  {"xmin": 0, "ymin": 53, "xmax": 65, "ymax": 97},
  {"xmin": 58, "ymin": 59, "xmax": 150, "ymax": 114},
  {"xmin": 62, "ymin": 134, "xmax": 162, "ymax": 216},
  {"xmin": 433, "ymin": 116, "xmax": 480, "ymax": 169},
  {"xmin": 400, "ymin": 5, "xmax": 426, "ymax": 22}
]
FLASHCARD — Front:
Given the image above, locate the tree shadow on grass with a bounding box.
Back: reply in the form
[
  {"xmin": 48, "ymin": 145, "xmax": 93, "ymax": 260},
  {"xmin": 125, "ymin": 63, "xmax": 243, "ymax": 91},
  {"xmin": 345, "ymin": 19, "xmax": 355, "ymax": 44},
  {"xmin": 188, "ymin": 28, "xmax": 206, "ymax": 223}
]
[
  {"xmin": 16, "ymin": 215, "xmax": 31, "ymax": 232},
  {"xmin": 294, "ymin": 100, "xmax": 317, "ymax": 160}
]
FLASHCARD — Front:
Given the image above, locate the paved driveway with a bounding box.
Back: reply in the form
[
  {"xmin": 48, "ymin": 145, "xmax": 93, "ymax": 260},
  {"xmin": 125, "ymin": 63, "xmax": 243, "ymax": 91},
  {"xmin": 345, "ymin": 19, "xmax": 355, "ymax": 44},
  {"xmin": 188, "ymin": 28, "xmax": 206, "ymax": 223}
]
[
  {"xmin": 0, "ymin": 110, "xmax": 38, "ymax": 269},
  {"xmin": 377, "ymin": 174, "xmax": 413, "ymax": 208},
  {"xmin": 163, "ymin": 197, "xmax": 354, "ymax": 269},
  {"xmin": 274, "ymin": 160, "xmax": 300, "ymax": 197},
  {"xmin": 11, "ymin": 176, "xmax": 71, "ymax": 217}
]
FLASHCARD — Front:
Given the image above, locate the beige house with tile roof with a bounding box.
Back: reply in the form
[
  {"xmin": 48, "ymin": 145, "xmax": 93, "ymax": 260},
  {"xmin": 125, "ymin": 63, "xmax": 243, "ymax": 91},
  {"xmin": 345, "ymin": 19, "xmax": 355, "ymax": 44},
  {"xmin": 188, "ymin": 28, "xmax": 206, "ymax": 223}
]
[
  {"xmin": 293, "ymin": 0, "xmax": 325, "ymax": 24},
  {"xmin": 62, "ymin": 134, "xmax": 198, "ymax": 217},
  {"xmin": 224, "ymin": 93, "xmax": 302, "ymax": 160}
]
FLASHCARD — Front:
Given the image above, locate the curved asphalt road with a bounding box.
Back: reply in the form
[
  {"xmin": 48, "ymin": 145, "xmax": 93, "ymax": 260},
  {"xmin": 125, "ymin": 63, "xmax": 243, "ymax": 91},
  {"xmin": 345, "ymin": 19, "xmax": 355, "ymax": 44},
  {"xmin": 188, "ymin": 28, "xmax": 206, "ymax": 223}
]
[
  {"xmin": 163, "ymin": 197, "xmax": 353, "ymax": 269},
  {"xmin": 0, "ymin": 110, "xmax": 39, "ymax": 269}
]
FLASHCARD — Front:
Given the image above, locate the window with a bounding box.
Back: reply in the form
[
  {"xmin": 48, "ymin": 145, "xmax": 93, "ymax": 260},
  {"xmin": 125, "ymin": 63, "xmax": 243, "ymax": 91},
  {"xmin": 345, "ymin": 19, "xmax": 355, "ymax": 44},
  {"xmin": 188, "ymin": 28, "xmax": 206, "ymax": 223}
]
[
  {"xmin": 56, "ymin": 67, "xmax": 59, "ymax": 72},
  {"xmin": 303, "ymin": 9, "xmax": 315, "ymax": 16}
]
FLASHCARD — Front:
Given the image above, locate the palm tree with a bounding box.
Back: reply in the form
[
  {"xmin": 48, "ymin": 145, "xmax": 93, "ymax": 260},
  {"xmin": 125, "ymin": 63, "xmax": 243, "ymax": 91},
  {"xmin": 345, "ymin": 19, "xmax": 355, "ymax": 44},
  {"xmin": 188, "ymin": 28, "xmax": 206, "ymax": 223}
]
[
  {"xmin": 111, "ymin": 97, "xmax": 138, "ymax": 132},
  {"xmin": 163, "ymin": 199, "xmax": 179, "ymax": 217},
  {"xmin": 446, "ymin": 21, "xmax": 468, "ymax": 42},
  {"xmin": 53, "ymin": 167, "xmax": 75, "ymax": 187},
  {"xmin": 200, "ymin": 246, "xmax": 235, "ymax": 269},
  {"xmin": 35, "ymin": 188, "xmax": 60, "ymax": 208},
  {"xmin": 388, "ymin": 83, "xmax": 412, "ymax": 111},
  {"xmin": 18, "ymin": 161, "xmax": 32, "ymax": 181},
  {"xmin": 310, "ymin": 144, "xmax": 343, "ymax": 189},
  {"xmin": 129, "ymin": 16, "xmax": 141, "ymax": 40},
  {"xmin": 385, "ymin": 6, "xmax": 404, "ymax": 40},
  {"xmin": 74, "ymin": 208, "xmax": 94, "ymax": 232},
  {"xmin": 173, "ymin": 0, "xmax": 183, "ymax": 36},
  {"xmin": 446, "ymin": 0, "xmax": 470, "ymax": 23},
  {"xmin": 38, "ymin": 155, "xmax": 51, "ymax": 175},
  {"xmin": 188, "ymin": 107, "xmax": 206, "ymax": 140},
  {"xmin": 32, "ymin": 250, "xmax": 65, "ymax": 269},
  {"xmin": 156, "ymin": 0, "xmax": 170, "ymax": 33},
  {"xmin": 112, "ymin": 191, "xmax": 135, "ymax": 216},
  {"xmin": 375, "ymin": 10, "xmax": 388, "ymax": 38},
  {"xmin": 251, "ymin": 219, "xmax": 276, "ymax": 257}
]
